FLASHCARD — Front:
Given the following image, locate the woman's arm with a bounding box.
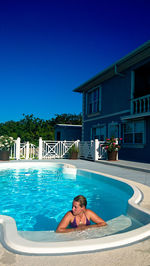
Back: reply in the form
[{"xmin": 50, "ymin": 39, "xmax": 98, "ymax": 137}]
[
  {"xmin": 72, "ymin": 210, "xmax": 106, "ymax": 231},
  {"xmin": 56, "ymin": 226, "xmax": 81, "ymax": 233},
  {"xmin": 56, "ymin": 210, "xmax": 107, "ymax": 233},
  {"xmin": 86, "ymin": 209, "xmax": 107, "ymax": 227},
  {"xmin": 56, "ymin": 212, "xmax": 78, "ymax": 233}
]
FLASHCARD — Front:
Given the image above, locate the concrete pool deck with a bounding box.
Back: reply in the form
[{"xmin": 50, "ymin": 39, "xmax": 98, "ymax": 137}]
[{"xmin": 0, "ymin": 159, "xmax": 150, "ymax": 265}]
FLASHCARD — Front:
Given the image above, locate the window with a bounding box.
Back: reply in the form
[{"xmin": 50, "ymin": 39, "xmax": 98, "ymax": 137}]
[
  {"xmin": 92, "ymin": 125, "xmax": 106, "ymax": 141},
  {"xmin": 57, "ymin": 131, "xmax": 61, "ymax": 141},
  {"xmin": 123, "ymin": 120, "xmax": 145, "ymax": 144},
  {"xmin": 87, "ymin": 87, "xmax": 101, "ymax": 114}
]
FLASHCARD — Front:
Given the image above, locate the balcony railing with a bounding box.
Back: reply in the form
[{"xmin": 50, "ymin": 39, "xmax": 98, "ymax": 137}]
[{"xmin": 131, "ymin": 94, "xmax": 150, "ymax": 115}]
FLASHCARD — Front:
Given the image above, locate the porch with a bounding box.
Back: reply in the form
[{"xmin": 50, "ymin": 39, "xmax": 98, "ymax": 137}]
[{"xmin": 131, "ymin": 93, "xmax": 150, "ymax": 115}]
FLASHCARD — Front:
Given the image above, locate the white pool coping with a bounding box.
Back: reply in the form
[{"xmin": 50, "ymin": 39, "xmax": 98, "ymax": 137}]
[{"xmin": 0, "ymin": 161, "xmax": 150, "ymax": 255}]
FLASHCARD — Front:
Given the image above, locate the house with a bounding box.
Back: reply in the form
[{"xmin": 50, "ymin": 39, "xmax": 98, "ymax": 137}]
[
  {"xmin": 54, "ymin": 124, "xmax": 82, "ymax": 141},
  {"xmin": 74, "ymin": 41, "xmax": 150, "ymax": 163}
]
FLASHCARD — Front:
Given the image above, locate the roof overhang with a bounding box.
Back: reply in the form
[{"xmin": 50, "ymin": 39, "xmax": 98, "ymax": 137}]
[
  {"xmin": 55, "ymin": 124, "xmax": 82, "ymax": 128},
  {"xmin": 121, "ymin": 112, "xmax": 150, "ymax": 121},
  {"xmin": 74, "ymin": 40, "xmax": 150, "ymax": 93}
]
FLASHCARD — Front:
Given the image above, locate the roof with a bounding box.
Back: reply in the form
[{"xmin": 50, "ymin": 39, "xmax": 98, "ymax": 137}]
[
  {"xmin": 74, "ymin": 40, "xmax": 150, "ymax": 93},
  {"xmin": 55, "ymin": 124, "xmax": 82, "ymax": 128}
]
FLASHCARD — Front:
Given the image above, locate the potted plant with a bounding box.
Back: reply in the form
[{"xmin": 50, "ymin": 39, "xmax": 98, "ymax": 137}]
[
  {"xmin": 104, "ymin": 136, "xmax": 122, "ymax": 160},
  {"xmin": 0, "ymin": 136, "xmax": 14, "ymax": 160},
  {"xmin": 68, "ymin": 144, "xmax": 79, "ymax": 159}
]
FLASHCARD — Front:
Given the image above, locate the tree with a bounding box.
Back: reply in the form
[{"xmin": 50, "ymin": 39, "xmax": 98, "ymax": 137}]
[{"xmin": 0, "ymin": 113, "xmax": 82, "ymax": 145}]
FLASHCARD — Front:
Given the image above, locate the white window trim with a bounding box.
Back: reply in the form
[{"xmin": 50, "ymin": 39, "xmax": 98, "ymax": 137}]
[
  {"xmin": 131, "ymin": 71, "xmax": 135, "ymax": 114},
  {"xmin": 123, "ymin": 120, "xmax": 145, "ymax": 145},
  {"xmin": 99, "ymin": 86, "xmax": 102, "ymax": 112},
  {"xmin": 85, "ymin": 86, "xmax": 102, "ymax": 116},
  {"xmin": 91, "ymin": 123, "xmax": 106, "ymax": 140}
]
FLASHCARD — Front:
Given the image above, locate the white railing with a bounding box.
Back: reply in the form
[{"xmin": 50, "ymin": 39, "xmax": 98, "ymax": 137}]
[
  {"xmin": 79, "ymin": 140, "xmax": 106, "ymax": 161},
  {"xmin": 10, "ymin": 138, "xmax": 37, "ymax": 160},
  {"xmin": 39, "ymin": 138, "xmax": 107, "ymax": 161},
  {"xmin": 39, "ymin": 138, "xmax": 79, "ymax": 159},
  {"xmin": 79, "ymin": 140, "xmax": 95, "ymax": 160},
  {"xmin": 132, "ymin": 94, "xmax": 150, "ymax": 114},
  {"xmin": 99, "ymin": 141, "xmax": 107, "ymax": 159},
  {"xmin": 10, "ymin": 142, "xmax": 17, "ymax": 160},
  {"xmin": 9, "ymin": 138, "xmax": 108, "ymax": 161},
  {"xmin": 20, "ymin": 142, "xmax": 37, "ymax": 159}
]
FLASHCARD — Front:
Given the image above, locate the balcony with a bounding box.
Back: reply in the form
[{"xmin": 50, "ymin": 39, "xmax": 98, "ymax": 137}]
[{"xmin": 131, "ymin": 94, "xmax": 150, "ymax": 115}]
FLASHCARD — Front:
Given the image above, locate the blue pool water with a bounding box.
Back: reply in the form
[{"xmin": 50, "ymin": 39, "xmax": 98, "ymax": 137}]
[{"xmin": 0, "ymin": 165, "xmax": 134, "ymax": 231}]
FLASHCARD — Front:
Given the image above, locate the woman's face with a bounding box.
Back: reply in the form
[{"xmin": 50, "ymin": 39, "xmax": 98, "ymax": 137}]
[{"xmin": 72, "ymin": 200, "xmax": 84, "ymax": 216}]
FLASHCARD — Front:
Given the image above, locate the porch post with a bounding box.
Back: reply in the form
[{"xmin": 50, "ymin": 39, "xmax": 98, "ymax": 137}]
[
  {"xmin": 116, "ymin": 138, "xmax": 119, "ymax": 160},
  {"xmin": 75, "ymin": 140, "xmax": 80, "ymax": 148},
  {"xmin": 26, "ymin": 142, "xmax": 29, "ymax": 160},
  {"xmin": 131, "ymin": 71, "xmax": 135, "ymax": 114},
  {"xmin": 94, "ymin": 139, "xmax": 99, "ymax": 161},
  {"xmin": 75, "ymin": 140, "xmax": 80, "ymax": 159},
  {"xmin": 39, "ymin": 137, "xmax": 43, "ymax": 160},
  {"xmin": 16, "ymin": 137, "xmax": 20, "ymax": 160}
]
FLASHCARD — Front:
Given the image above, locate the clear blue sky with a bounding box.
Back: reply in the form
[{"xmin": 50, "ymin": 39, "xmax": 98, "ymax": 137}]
[{"xmin": 0, "ymin": 0, "xmax": 150, "ymax": 122}]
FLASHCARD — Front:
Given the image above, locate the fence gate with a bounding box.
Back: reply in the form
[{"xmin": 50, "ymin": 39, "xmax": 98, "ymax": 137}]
[
  {"xmin": 41, "ymin": 140, "xmax": 78, "ymax": 159},
  {"xmin": 10, "ymin": 138, "xmax": 37, "ymax": 160},
  {"xmin": 79, "ymin": 140, "xmax": 106, "ymax": 160}
]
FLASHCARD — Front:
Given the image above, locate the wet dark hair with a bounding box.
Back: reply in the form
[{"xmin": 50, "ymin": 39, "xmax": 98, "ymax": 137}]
[{"xmin": 73, "ymin": 195, "xmax": 87, "ymax": 208}]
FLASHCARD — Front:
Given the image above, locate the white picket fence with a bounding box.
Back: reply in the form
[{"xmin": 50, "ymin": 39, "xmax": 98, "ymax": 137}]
[{"xmin": 9, "ymin": 137, "xmax": 107, "ymax": 161}]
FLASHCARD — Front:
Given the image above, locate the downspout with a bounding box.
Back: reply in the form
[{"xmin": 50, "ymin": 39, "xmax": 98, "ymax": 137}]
[{"xmin": 114, "ymin": 64, "xmax": 125, "ymax": 77}]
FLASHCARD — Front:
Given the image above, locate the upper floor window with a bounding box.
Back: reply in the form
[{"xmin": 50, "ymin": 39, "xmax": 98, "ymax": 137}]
[
  {"xmin": 123, "ymin": 120, "xmax": 145, "ymax": 144},
  {"xmin": 87, "ymin": 87, "xmax": 101, "ymax": 115}
]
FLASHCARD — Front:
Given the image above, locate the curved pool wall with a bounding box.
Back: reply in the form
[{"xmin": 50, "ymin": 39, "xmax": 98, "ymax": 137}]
[{"xmin": 0, "ymin": 161, "xmax": 150, "ymax": 255}]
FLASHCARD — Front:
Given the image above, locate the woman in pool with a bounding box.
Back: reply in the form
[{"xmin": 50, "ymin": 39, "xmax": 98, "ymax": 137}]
[{"xmin": 56, "ymin": 195, "xmax": 106, "ymax": 233}]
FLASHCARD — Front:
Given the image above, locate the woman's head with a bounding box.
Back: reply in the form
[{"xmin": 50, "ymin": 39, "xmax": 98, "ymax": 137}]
[
  {"xmin": 72, "ymin": 195, "xmax": 87, "ymax": 216},
  {"xmin": 73, "ymin": 195, "xmax": 87, "ymax": 208}
]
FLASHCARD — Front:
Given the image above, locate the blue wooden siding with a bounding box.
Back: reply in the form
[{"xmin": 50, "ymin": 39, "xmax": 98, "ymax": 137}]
[
  {"xmin": 81, "ymin": 56, "xmax": 150, "ymax": 163},
  {"xmin": 55, "ymin": 125, "xmax": 82, "ymax": 141}
]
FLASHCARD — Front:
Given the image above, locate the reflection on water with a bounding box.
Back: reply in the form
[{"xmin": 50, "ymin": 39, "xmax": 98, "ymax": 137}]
[{"xmin": 54, "ymin": 169, "xmax": 63, "ymax": 180}]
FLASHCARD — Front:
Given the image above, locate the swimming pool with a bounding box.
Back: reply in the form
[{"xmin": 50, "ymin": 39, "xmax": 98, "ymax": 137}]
[
  {"xmin": 0, "ymin": 161, "xmax": 150, "ymax": 255},
  {"xmin": 0, "ymin": 163, "xmax": 133, "ymax": 231}
]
